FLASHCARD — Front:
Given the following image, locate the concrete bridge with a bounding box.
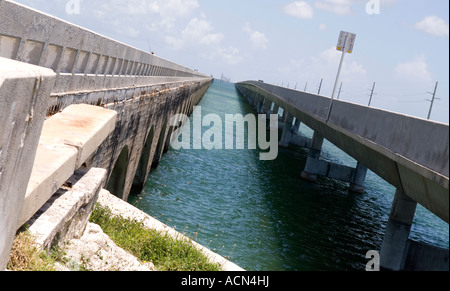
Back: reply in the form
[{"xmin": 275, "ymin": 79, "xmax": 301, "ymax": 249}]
[
  {"xmin": 236, "ymin": 80, "xmax": 449, "ymax": 271},
  {"xmin": 0, "ymin": 1, "xmax": 216, "ymax": 270}
]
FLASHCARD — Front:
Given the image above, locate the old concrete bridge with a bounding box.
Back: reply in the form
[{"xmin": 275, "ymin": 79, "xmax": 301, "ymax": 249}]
[
  {"xmin": 0, "ymin": 0, "xmax": 222, "ymax": 270},
  {"xmin": 235, "ymin": 80, "xmax": 449, "ymax": 271},
  {"xmin": 0, "ymin": 0, "xmax": 447, "ymax": 272}
]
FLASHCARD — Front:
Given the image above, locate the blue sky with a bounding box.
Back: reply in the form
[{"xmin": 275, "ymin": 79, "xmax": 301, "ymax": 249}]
[{"xmin": 13, "ymin": 0, "xmax": 449, "ymax": 123}]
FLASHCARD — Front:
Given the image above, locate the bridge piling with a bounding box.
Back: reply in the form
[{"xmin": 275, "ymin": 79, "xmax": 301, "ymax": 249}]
[
  {"xmin": 262, "ymin": 100, "xmax": 273, "ymax": 118},
  {"xmin": 257, "ymin": 98, "xmax": 266, "ymax": 114},
  {"xmin": 300, "ymin": 132, "xmax": 368, "ymax": 192},
  {"xmin": 349, "ymin": 162, "xmax": 368, "ymax": 194},
  {"xmin": 301, "ymin": 132, "xmax": 325, "ymax": 182},
  {"xmin": 292, "ymin": 119, "xmax": 301, "ymax": 134},
  {"xmin": 272, "ymin": 104, "xmax": 280, "ymax": 116},
  {"xmin": 380, "ymin": 190, "xmax": 417, "ymax": 271},
  {"xmin": 280, "ymin": 113, "xmax": 295, "ymax": 148}
]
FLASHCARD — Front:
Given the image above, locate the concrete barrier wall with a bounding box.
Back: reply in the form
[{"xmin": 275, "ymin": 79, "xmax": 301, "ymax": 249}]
[
  {"xmin": 0, "ymin": 1, "xmax": 206, "ymax": 80},
  {"xmin": 0, "ymin": 57, "xmax": 56, "ymax": 270},
  {"xmin": 0, "ymin": 1, "xmax": 213, "ymax": 119}
]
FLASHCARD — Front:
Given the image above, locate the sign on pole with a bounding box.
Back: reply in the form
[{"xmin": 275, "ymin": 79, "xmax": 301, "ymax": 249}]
[
  {"xmin": 327, "ymin": 31, "xmax": 357, "ymax": 122},
  {"xmin": 337, "ymin": 31, "xmax": 357, "ymax": 54}
]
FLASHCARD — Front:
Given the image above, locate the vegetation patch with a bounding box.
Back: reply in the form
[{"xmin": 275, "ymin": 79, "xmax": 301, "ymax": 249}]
[
  {"xmin": 89, "ymin": 204, "xmax": 222, "ymax": 271},
  {"xmin": 7, "ymin": 231, "xmax": 59, "ymax": 271}
]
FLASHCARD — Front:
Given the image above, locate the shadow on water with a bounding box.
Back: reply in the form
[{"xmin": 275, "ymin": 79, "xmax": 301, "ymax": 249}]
[{"xmin": 129, "ymin": 80, "xmax": 448, "ymax": 271}]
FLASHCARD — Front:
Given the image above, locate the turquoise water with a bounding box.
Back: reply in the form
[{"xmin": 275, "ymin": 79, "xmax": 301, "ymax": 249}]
[{"xmin": 128, "ymin": 80, "xmax": 449, "ymax": 271}]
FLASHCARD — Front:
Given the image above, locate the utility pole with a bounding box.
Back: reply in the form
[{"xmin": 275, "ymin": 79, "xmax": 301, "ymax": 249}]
[
  {"xmin": 304, "ymin": 82, "xmax": 308, "ymax": 92},
  {"xmin": 337, "ymin": 82, "xmax": 343, "ymax": 100},
  {"xmin": 318, "ymin": 79, "xmax": 323, "ymax": 95},
  {"xmin": 427, "ymin": 82, "xmax": 439, "ymax": 120},
  {"xmin": 368, "ymin": 82, "xmax": 376, "ymax": 107}
]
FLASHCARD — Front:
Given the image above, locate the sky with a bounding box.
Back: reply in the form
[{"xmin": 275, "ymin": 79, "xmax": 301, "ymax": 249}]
[{"xmin": 13, "ymin": 0, "xmax": 450, "ymax": 123}]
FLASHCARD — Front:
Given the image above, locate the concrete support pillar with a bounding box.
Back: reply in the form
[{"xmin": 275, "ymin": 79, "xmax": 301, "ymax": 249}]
[
  {"xmin": 254, "ymin": 94, "xmax": 262, "ymax": 110},
  {"xmin": 246, "ymin": 92, "xmax": 253, "ymax": 104},
  {"xmin": 349, "ymin": 162, "xmax": 368, "ymax": 194},
  {"xmin": 280, "ymin": 113, "xmax": 295, "ymax": 148},
  {"xmin": 292, "ymin": 118, "xmax": 301, "ymax": 134},
  {"xmin": 380, "ymin": 190, "xmax": 417, "ymax": 271},
  {"xmin": 256, "ymin": 97, "xmax": 265, "ymax": 114},
  {"xmin": 247, "ymin": 93, "xmax": 253, "ymax": 106},
  {"xmin": 272, "ymin": 104, "xmax": 280, "ymax": 116},
  {"xmin": 281, "ymin": 108, "xmax": 288, "ymax": 121},
  {"xmin": 301, "ymin": 132, "xmax": 324, "ymax": 182},
  {"xmin": 262, "ymin": 100, "xmax": 273, "ymax": 116}
]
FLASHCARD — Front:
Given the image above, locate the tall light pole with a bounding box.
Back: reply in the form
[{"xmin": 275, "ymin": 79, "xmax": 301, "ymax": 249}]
[{"xmin": 327, "ymin": 31, "xmax": 356, "ymax": 122}]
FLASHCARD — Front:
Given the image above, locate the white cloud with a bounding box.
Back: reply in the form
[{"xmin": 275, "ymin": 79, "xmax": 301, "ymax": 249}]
[
  {"xmin": 318, "ymin": 47, "xmax": 367, "ymax": 78},
  {"xmin": 315, "ymin": 0, "xmax": 352, "ymax": 15},
  {"xmin": 243, "ymin": 23, "xmax": 269, "ymax": 50},
  {"xmin": 166, "ymin": 16, "xmax": 242, "ymax": 65},
  {"xmin": 415, "ymin": 16, "xmax": 449, "ymax": 37},
  {"xmin": 214, "ymin": 47, "xmax": 244, "ymax": 65},
  {"xmin": 93, "ymin": 0, "xmax": 199, "ymax": 31},
  {"xmin": 283, "ymin": 1, "xmax": 314, "ymax": 19},
  {"xmin": 395, "ymin": 55, "xmax": 433, "ymax": 83},
  {"xmin": 318, "ymin": 23, "xmax": 327, "ymax": 31},
  {"xmin": 166, "ymin": 17, "xmax": 224, "ymax": 50},
  {"xmin": 276, "ymin": 47, "xmax": 367, "ymax": 98}
]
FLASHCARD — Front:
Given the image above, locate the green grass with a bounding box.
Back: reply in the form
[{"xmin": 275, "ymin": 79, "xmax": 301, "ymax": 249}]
[
  {"xmin": 7, "ymin": 231, "xmax": 59, "ymax": 271},
  {"xmin": 89, "ymin": 204, "xmax": 222, "ymax": 271}
]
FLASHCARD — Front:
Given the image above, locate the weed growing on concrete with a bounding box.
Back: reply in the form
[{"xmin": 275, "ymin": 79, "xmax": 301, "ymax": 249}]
[
  {"xmin": 7, "ymin": 231, "xmax": 58, "ymax": 271},
  {"xmin": 89, "ymin": 204, "xmax": 222, "ymax": 271}
]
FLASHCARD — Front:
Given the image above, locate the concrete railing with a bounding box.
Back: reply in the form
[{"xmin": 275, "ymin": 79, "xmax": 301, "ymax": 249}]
[
  {"xmin": 242, "ymin": 81, "xmax": 449, "ymax": 178},
  {"xmin": 0, "ymin": 57, "xmax": 56, "ymax": 270},
  {"xmin": 0, "ymin": 0, "xmax": 207, "ymax": 85},
  {"xmin": 0, "ymin": 0, "xmax": 213, "ymax": 270}
]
